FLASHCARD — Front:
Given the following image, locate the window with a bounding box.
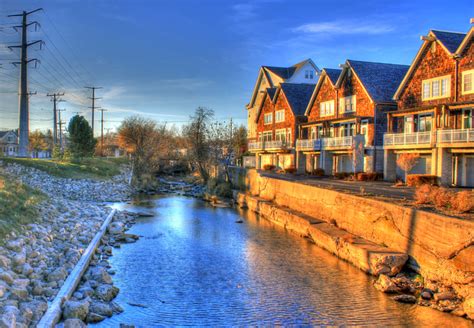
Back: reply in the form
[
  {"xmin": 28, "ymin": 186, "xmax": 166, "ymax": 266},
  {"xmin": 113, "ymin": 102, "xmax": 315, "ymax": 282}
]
[
  {"xmin": 463, "ymin": 109, "xmax": 473, "ymax": 129},
  {"xmin": 417, "ymin": 114, "xmax": 432, "ymax": 132},
  {"xmin": 310, "ymin": 127, "xmax": 316, "ymax": 140},
  {"xmin": 275, "ymin": 129, "xmax": 287, "ymax": 143},
  {"xmin": 261, "ymin": 131, "xmax": 272, "ymax": 141},
  {"xmin": 275, "ymin": 110, "xmax": 285, "ymax": 123},
  {"xmin": 404, "ymin": 116, "xmax": 413, "ymax": 133},
  {"xmin": 320, "ymin": 100, "xmax": 335, "ymax": 117},
  {"xmin": 339, "ymin": 95, "xmax": 356, "ymax": 113},
  {"xmin": 339, "ymin": 123, "xmax": 355, "ymax": 137},
  {"xmin": 462, "ymin": 70, "xmax": 474, "ymax": 95},
  {"xmin": 421, "ymin": 75, "xmax": 451, "ymax": 100},
  {"xmin": 264, "ymin": 113, "xmax": 273, "ymax": 125},
  {"xmin": 305, "ymin": 70, "xmax": 314, "ymax": 79},
  {"xmin": 317, "ymin": 126, "xmax": 323, "ymax": 139}
]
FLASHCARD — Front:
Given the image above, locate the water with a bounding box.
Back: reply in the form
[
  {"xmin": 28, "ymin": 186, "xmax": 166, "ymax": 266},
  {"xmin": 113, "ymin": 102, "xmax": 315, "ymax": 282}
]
[{"xmin": 95, "ymin": 196, "xmax": 471, "ymax": 327}]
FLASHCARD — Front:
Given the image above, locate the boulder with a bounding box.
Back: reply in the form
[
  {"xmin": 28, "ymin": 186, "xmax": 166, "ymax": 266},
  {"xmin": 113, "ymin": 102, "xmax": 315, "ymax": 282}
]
[
  {"xmin": 86, "ymin": 312, "xmax": 105, "ymax": 323},
  {"xmin": 90, "ymin": 301, "xmax": 113, "ymax": 317},
  {"xmin": 47, "ymin": 267, "xmax": 68, "ymax": 283},
  {"xmin": 63, "ymin": 318, "xmax": 87, "ymax": 328},
  {"xmin": 95, "ymin": 284, "xmax": 119, "ymax": 302},
  {"xmin": 374, "ymin": 275, "xmax": 399, "ymax": 293},
  {"xmin": 393, "ymin": 294, "xmax": 417, "ymax": 304},
  {"xmin": 10, "ymin": 286, "xmax": 29, "ymax": 301},
  {"xmin": 86, "ymin": 267, "xmax": 112, "ymax": 284},
  {"xmin": 0, "ymin": 272, "xmax": 14, "ymax": 285},
  {"xmin": 62, "ymin": 300, "xmax": 90, "ymax": 321},
  {"xmin": 108, "ymin": 222, "xmax": 124, "ymax": 235},
  {"xmin": 6, "ymin": 240, "xmax": 23, "ymax": 252},
  {"xmin": 434, "ymin": 291, "xmax": 456, "ymax": 302},
  {"xmin": 463, "ymin": 298, "xmax": 474, "ymax": 320},
  {"xmin": 0, "ymin": 256, "xmax": 11, "ymax": 269}
]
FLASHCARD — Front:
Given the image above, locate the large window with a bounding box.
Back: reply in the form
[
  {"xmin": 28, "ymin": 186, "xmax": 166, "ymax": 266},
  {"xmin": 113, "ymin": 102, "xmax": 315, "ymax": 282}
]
[
  {"xmin": 261, "ymin": 131, "xmax": 272, "ymax": 141},
  {"xmin": 463, "ymin": 109, "xmax": 473, "ymax": 129},
  {"xmin": 320, "ymin": 100, "xmax": 335, "ymax": 117},
  {"xmin": 339, "ymin": 122, "xmax": 355, "ymax": 137},
  {"xmin": 275, "ymin": 110, "xmax": 285, "ymax": 123},
  {"xmin": 421, "ymin": 75, "xmax": 450, "ymax": 100},
  {"xmin": 264, "ymin": 113, "xmax": 273, "ymax": 125},
  {"xmin": 417, "ymin": 114, "xmax": 432, "ymax": 132},
  {"xmin": 462, "ymin": 70, "xmax": 474, "ymax": 95},
  {"xmin": 404, "ymin": 116, "xmax": 413, "ymax": 133},
  {"xmin": 275, "ymin": 129, "xmax": 287, "ymax": 143},
  {"xmin": 339, "ymin": 95, "xmax": 356, "ymax": 113}
]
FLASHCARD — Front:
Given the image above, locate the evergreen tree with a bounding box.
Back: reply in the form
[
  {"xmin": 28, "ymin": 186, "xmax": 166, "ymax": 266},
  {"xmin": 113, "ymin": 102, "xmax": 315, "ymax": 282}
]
[{"xmin": 67, "ymin": 115, "xmax": 97, "ymax": 158}]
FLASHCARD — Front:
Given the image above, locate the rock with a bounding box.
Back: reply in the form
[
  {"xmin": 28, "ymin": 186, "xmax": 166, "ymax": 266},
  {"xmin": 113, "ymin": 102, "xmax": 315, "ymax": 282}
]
[
  {"xmin": 62, "ymin": 300, "xmax": 90, "ymax": 321},
  {"xmin": 47, "ymin": 267, "xmax": 68, "ymax": 282},
  {"xmin": 86, "ymin": 267, "xmax": 112, "ymax": 284},
  {"xmin": 95, "ymin": 284, "xmax": 119, "ymax": 302},
  {"xmin": 10, "ymin": 286, "xmax": 28, "ymax": 301},
  {"xmin": 463, "ymin": 298, "xmax": 474, "ymax": 320},
  {"xmin": 0, "ymin": 256, "xmax": 11, "ymax": 269},
  {"xmin": 420, "ymin": 290, "xmax": 432, "ymax": 300},
  {"xmin": 108, "ymin": 222, "xmax": 124, "ymax": 235},
  {"xmin": 0, "ymin": 284, "xmax": 6, "ymax": 298},
  {"xmin": 86, "ymin": 312, "xmax": 105, "ymax": 323},
  {"xmin": 393, "ymin": 294, "xmax": 417, "ymax": 304},
  {"xmin": 120, "ymin": 325, "xmax": 135, "ymax": 328},
  {"xmin": 12, "ymin": 252, "xmax": 26, "ymax": 267},
  {"xmin": 90, "ymin": 301, "xmax": 113, "ymax": 317},
  {"xmin": 21, "ymin": 263, "xmax": 33, "ymax": 276},
  {"xmin": 110, "ymin": 301, "xmax": 124, "ymax": 313},
  {"xmin": 434, "ymin": 291, "xmax": 456, "ymax": 302},
  {"xmin": 20, "ymin": 300, "xmax": 47, "ymax": 324},
  {"xmin": 63, "ymin": 318, "xmax": 87, "ymax": 328},
  {"xmin": 374, "ymin": 274, "xmax": 399, "ymax": 293},
  {"xmin": 0, "ymin": 272, "xmax": 14, "ymax": 285},
  {"xmin": 6, "ymin": 240, "xmax": 23, "ymax": 252}
]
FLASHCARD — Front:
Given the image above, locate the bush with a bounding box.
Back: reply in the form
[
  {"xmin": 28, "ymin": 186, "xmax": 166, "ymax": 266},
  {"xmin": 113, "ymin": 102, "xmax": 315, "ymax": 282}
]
[
  {"xmin": 451, "ymin": 191, "xmax": 474, "ymax": 213},
  {"xmin": 214, "ymin": 182, "xmax": 233, "ymax": 198},
  {"xmin": 356, "ymin": 172, "xmax": 380, "ymax": 181},
  {"xmin": 414, "ymin": 184, "xmax": 432, "ymax": 204},
  {"xmin": 311, "ymin": 168, "xmax": 325, "ymax": 176},
  {"xmin": 284, "ymin": 166, "xmax": 297, "ymax": 174},
  {"xmin": 334, "ymin": 172, "xmax": 351, "ymax": 179},
  {"xmin": 263, "ymin": 164, "xmax": 276, "ymax": 171},
  {"xmin": 406, "ymin": 174, "xmax": 438, "ymax": 187}
]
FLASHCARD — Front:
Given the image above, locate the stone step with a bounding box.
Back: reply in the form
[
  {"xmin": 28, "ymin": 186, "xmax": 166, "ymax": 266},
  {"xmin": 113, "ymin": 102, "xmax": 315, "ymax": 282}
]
[{"xmin": 237, "ymin": 192, "xmax": 408, "ymax": 277}]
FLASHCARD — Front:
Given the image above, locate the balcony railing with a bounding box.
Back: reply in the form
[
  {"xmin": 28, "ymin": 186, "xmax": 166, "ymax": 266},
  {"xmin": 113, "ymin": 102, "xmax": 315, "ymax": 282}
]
[
  {"xmin": 437, "ymin": 128, "xmax": 474, "ymax": 144},
  {"xmin": 247, "ymin": 140, "xmax": 289, "ymax": 151},
  {"xmin": 384, "ymin": 131, "xmax": 432, "ymax": 146},
  {"xmin": 296, "ymin": 139, "xmax": 322, "ymax": 151},
  {"xmin": 322, "ymin": 136, "xmax": 353, "ymax": 148}
]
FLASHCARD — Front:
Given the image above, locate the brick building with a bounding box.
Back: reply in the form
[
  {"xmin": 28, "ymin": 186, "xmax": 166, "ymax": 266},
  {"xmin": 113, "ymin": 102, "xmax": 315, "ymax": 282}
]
[
  {"xmin": 297, "ymin": 60, "xmax": 408, "ymax": 175},
  {"xmin": 386, "ymin": 27, "xmax": 474, "ymax": 186},
  {"xmin": 249, "ymin": 83, "xmax": 315, "ymax": 169}
]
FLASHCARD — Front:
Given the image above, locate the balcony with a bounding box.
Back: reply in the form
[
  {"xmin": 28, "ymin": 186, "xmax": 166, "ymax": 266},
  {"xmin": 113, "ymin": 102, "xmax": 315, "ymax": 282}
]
[
  {"xmin": 296, "ymin": 139, "xmax": 322, "ymax": 151},
  {"xmin": 247, "ymin": 140, "xmax": 289, "ymax": 152},
  {"xmin": 384, "ymin": 131, "xmax": 433, "ymax": 148},
  {"xmin": 322, "ymin": 136, "xmax": 353, "ymax": 149},
  {"xmin": 437, "ymin": 129, "xmax": 474, "ymax": 145}
]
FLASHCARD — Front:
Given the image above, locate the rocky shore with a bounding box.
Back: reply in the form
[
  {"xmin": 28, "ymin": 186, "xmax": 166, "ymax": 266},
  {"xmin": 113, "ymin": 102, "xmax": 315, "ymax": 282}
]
[{"xmin": 0, "ymin": 163, "xmax": 133, "ymax": 327}]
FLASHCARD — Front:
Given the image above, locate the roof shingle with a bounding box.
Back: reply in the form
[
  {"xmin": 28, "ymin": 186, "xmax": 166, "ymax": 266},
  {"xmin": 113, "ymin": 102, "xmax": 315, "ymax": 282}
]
[
  {"xmin": 280, "ymin": 83, "xmax": 315, "ymax": 116},
  {"xmin": 431, "ymin": 30, "xmax": 466, "ymax": 54}
]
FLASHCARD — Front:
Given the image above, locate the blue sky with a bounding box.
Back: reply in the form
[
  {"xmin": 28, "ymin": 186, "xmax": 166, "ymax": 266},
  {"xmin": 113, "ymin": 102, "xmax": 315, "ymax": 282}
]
[{"xmin": 0, "ymin": 0, "xmax": 473, "ymax": 134}]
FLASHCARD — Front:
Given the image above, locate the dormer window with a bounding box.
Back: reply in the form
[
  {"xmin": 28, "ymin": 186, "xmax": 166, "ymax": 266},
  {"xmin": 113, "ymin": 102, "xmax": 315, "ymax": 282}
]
[{"xmin": 305, "ymin": 70, "xmax": 314, "ymax": 79}]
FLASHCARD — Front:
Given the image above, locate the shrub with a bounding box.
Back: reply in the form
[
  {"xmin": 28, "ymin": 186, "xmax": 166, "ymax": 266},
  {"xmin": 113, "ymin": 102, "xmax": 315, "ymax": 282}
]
[
  {"xmin": 263, "ymin": 164, "xmax": 276, "ymax": 171},
  {"xmin": 432, "ymin": 187, "xmax": 454, "ymax": 210},
  {"xmin": 396, "ymin": 153, "xmax": 420, "ymax": 182},
  {"xmin": 334, "ymin": 172, "xmax": 351, "ymax": 179},
  {"xmin": 406, "ymin": 174, "xmax": 438, "ymax": 187},
  {"xmin": 206, "ymin": 177, "xmax": 219, "ymax": 191},
  {"xmin": 214, "ymin": 182, "xmax": 233, "ymax": 198},
  {"xmin": 356, "ymin": 172, "xmax": 379, "ymax": 181},
  {"xmin": 451, "ymin": 191, "xmax": 474, "ymax": 213},
  {"xmin": 284, "ymin": 166, "xmax": 297, "ymax": 174},
  {"xmin": 414, "ymin": 184, "xmax": 432, "ymax": 204},
  {"xmin": 312, "ymin": 168, "xmax": 325, "ymax": 176}
]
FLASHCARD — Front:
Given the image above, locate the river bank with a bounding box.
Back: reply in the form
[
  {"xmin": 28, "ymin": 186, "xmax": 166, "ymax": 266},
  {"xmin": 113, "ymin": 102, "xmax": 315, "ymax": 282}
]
[{"xmin": 0, "ymin": 162, "xmax": 133, "ymax": 326}]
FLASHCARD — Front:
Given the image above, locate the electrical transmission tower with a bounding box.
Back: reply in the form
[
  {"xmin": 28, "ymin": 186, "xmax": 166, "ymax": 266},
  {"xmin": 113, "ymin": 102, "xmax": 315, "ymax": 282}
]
[
  {"xmin": 85, "ymin": 86, "xmax": 102, "ymax": 137},
  {"xmin": 8, "ymin": 8, "xmax": 43, "ymax": 157},
  {"xmin": 46, "ymin": 92, "xmax": 65, "ymax": 146},
  {"xmin": 99, "ymin": 108, "xmax": 107, "ymax": 156},
  {"xmin": 57, "ymin": 109, "xmax": 66, "ymax": 150}
]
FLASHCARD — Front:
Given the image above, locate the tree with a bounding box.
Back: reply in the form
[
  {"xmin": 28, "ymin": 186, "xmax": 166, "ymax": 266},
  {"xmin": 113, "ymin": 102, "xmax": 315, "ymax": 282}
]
[
  {"xmin": 67, "ymin": 115, "xmax": 97, "ymax": 159},
  {"xmin": 396, "ymin": 153, "xmax": 420, "ymax": 183},
  {"xmin": 183, "ymin": 107, "xmax": 214, "ymax": 182},
  {"xmin": 28, "ymin": 130, "xmax": 48, "ymax": 157}
]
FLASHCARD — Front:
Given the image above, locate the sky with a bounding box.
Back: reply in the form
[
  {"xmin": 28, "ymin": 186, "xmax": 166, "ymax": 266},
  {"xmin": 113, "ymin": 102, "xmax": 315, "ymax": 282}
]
[{"xmin": 0, "ymin": 0, "xmax": 473, "ymax": 135}]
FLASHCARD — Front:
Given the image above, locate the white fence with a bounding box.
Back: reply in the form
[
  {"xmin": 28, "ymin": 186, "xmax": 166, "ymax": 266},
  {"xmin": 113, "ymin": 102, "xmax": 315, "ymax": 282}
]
[
  {"xmin": 322, "ymin": 136, "xmax": 353, "ymax": 148},
  {"xmin": 296, "ymin": 139, "xmax": 322, "ymax": 150},
  {"xmin": 437, "ymin": 129, "xmax": 474, "ymax": 144},
  {"xmin": 384, "ymin": 131, "xmax": 432, "ymax": 146}
]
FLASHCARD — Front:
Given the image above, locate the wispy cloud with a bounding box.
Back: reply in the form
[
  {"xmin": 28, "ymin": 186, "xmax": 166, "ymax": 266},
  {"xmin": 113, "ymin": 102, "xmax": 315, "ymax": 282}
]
[
  {"xmin": 231, "ymin": 3, "xmax": 257, "ymax": 21},
  {"xmin": 293, "ymin": 20, "xmax": 395, "ymax": 35}
]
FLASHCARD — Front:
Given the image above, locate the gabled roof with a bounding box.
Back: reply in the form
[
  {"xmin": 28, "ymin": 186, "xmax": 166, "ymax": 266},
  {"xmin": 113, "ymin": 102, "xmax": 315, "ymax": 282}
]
[
  {"xmin": 266, "ymin": 87, "xmax": 278, "ymax": 101},
  {"xmin": 262, "ymin": 66, "xmax": 297, "ymax": 80},
  {"xmin": 431, "ymin": 30, "xmax": 466, "ymax": 54},
  {"xmin": 0, "ymin": 130, "xmax": 17, "ymax": 140},
  {"xmin": 338, "ymin": 60, "xmax": 409, "ymax": 103},
  {"xmin": 280, "ymin": 83, "xmax": 315, "ymax": 116},
  {"xmin": 304, "ymin": 68, "xmax": 341, "ymax": 116},
  {"xmin": 456, "ymin": 26, "xmax": 474, "ymax": 55}
]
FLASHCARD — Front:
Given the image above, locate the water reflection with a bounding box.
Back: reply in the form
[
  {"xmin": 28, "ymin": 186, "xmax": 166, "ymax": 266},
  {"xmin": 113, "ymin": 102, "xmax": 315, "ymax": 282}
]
[{"xmin": 98, "ymin": 196, "xmax": 470, "ymax": 327}]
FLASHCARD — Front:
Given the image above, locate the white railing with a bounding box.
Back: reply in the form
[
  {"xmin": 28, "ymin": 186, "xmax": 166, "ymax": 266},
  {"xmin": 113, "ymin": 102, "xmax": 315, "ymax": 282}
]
[
  {"xmin": 296, "ymin": 139, "xmax": 322, "ymax": 150},
  {"xmin": 384, "ymin": 131, "xmax": 432, "ymax": 146},
  {"xmin": 264, "ymin": 140, "xmax": 288, "ymax": 150},
  {"xmin": 248, "ymin": 142, "xmax": 263, "ymax": 151},
  {"xmin": 322, "ymin": 136, "xmax": 353, "ymax": 148},
  {"xmin": 437, "ymin": 129, "xmax": 474, "ymax": 144}
]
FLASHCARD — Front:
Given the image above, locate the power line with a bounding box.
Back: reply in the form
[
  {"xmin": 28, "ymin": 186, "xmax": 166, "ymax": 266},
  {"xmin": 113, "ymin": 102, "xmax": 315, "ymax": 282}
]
[{"xmin": 85, "ymin": 86, "xmax": 102, "ymax": 136}]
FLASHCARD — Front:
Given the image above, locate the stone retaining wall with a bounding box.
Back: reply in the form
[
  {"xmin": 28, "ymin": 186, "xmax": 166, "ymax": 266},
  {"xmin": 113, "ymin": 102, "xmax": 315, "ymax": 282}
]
[{"xmin": 229, "ymin": 168, "xmax": 474, "ymax": 301}]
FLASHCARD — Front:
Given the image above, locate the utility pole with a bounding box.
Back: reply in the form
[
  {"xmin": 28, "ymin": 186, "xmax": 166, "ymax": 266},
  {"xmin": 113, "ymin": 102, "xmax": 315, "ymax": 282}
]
[
  {"xmin": 99, "ymin": 108, "xmax": 107, "ymax": 156},
  {"xmin": 8, "ymin": 8, "xmax": 43, "ymax": 157},
  {"xmin": 46, "ymin": 92, "xmax": 65, "ymax": 146},
  {"xmin": 85, "ymin": 86, "xmax": 102, "ymax": 136},
  {"xmin": 57, "ymin": 109, "xmax": 66, "ymax": 150}
]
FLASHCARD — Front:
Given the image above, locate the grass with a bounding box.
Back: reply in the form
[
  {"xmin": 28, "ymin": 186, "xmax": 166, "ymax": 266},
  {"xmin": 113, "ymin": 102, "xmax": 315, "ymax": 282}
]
[
  {"xmin": 0, "ymin": 157, "xmax": 130, "ymax": 180},
  {"xmin": 0, "ymin": 173, "xmax": 47, "ymax": 238}
]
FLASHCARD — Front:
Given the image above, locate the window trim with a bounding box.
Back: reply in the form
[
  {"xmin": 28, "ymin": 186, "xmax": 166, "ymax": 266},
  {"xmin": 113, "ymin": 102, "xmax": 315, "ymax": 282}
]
[
  {"xmin": 462, "ymin": 69, "xmax": 474, "ymax": 95},
  {"xmin": 320, "ymin": 100, "xmax": 335, "ymax": 117},
  {"xmin": 275, "ymin": 128, "xmax": 287, "ymax": 143},
  {"xmin": 275, "ymin": 110, "xmax": 285, "ymax": 123},
  {"xmin": 339, "ymin": 95, "xmax": 356, "ymax": 114},
  {"xmin": 264, "ymin": 113, "xmax": 273, "ymax": 125},
  {"xmin": 421, "ymin": 75, "xmax": 451, "ymax": 101}
]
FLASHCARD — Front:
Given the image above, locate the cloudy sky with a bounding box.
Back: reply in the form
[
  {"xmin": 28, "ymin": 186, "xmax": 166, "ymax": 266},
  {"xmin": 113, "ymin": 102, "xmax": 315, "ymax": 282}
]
[{"xmin": 0, "ymin": 0, "xmax": 472, "ymax": 134}]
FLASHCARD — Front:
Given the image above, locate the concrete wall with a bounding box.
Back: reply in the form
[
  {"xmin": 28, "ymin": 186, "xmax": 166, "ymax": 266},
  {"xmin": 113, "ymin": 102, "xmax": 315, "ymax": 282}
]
[{"xmin": 229, "ymin": 168, "xmax": 474, "ymax": 299}]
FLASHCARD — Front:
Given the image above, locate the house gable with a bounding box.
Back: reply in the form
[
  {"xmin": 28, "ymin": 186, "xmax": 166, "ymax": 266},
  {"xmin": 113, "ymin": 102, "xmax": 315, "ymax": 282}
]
[
  {"xmin": 307, "ymin": 74, "xmax": 338, "ymax": 122},
  {"xmin": 337, "ymin": 65, "xmax": 374, "ymax": 117},
  {"xmin": 285, "ymin": 59, "xmax": 320, "ymax": 84}
]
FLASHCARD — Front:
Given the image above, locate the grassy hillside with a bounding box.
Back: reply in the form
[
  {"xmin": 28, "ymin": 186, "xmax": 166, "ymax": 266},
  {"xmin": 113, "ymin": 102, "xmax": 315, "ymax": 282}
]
[
  {"xmin": 0, "ymin": 174, "xmax": 46, "ymax": 238},
  {"xmin": 1, "ymin": 157, "xmax": 129, "ymax": 180}
]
